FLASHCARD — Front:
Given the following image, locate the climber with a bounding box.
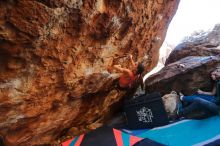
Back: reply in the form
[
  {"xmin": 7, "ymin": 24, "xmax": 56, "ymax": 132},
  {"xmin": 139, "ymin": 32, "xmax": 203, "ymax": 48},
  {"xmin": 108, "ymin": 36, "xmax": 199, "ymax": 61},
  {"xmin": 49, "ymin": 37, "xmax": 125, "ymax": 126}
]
[{"xmin": 112, "ymin": 54, "xmax": 144, "ymax": 90}]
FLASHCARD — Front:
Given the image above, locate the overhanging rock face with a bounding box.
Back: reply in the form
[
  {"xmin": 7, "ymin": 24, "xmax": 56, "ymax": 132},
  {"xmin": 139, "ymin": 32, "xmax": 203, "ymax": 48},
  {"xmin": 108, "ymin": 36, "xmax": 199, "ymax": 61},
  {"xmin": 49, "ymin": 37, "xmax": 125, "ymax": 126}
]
[{"xmin": 0, "ymin": 0, "xmax": 179, "ymax": 145}]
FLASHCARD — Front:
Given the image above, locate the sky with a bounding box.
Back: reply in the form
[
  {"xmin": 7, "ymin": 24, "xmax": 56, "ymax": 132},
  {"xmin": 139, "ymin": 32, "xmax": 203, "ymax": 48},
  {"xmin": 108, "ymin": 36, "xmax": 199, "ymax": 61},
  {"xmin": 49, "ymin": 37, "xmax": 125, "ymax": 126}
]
[{"xmin": 165, "ymin": 0, "xmax": 220, "ymax": 46}]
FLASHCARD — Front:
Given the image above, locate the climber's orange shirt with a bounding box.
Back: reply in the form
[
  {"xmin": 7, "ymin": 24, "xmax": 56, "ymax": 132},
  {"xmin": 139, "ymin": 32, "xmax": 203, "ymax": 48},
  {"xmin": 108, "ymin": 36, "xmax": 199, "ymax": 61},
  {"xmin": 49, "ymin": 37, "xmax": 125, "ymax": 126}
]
[{"xmin": 119, "ymin": 72, "xmax": 136, "ymax": 88}]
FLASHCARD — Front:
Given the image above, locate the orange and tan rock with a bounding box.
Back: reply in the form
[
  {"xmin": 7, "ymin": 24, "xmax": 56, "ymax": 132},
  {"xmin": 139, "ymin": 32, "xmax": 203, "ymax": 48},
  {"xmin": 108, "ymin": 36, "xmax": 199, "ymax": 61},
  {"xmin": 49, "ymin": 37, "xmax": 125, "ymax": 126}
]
[{"xmin": 0, "ymin": 0, "xmax": 179, "ymax": 145}]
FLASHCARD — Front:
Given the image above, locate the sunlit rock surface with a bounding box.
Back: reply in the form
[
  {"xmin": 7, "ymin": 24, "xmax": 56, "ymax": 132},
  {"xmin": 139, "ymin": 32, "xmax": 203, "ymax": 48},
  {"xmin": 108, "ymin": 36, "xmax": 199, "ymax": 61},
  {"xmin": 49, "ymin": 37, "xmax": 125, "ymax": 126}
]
[
  {"xmin": 165, "ymin": 24, "xmax": 220, "ymax": 65},
  {"xmin": 0, "ymin": 0, "xmax": 179, "ymax": 145},
  {"xmin": 145, "ymin": 56, "xmax": 220, "ymax": 95}
]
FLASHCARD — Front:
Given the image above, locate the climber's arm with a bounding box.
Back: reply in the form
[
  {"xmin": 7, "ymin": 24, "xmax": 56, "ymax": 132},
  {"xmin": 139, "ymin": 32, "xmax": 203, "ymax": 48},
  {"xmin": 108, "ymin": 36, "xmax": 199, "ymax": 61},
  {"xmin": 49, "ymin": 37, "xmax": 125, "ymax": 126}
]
[
  {"xmin": 129, "ymin": 54, "xmax": 136, "ymax": 68},
  {"xmin": 113, "ymin": 65, "xmax": 133, "ymax": 76}
]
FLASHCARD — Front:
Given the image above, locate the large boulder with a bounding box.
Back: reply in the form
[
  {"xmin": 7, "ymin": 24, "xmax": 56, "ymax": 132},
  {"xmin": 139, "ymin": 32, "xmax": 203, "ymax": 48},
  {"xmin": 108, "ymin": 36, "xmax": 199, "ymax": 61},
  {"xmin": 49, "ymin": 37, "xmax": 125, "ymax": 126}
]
[
  {"xmin": 0, "ymin": 0, "xmax": 179, "ymax": 145},
  {"xmin": 165, "ymin": 24, "xmax": 220, "ymax": 65},
  {"xmin": 145, "ymin": 56, "xmax": 220, "ymax": 95}
]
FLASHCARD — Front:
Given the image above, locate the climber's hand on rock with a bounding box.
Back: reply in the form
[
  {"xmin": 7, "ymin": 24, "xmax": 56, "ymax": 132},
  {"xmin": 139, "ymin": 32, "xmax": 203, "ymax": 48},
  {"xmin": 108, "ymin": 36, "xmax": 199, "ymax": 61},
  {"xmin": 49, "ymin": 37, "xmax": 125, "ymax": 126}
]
[{"xmin": 129, "ymin": 54, "xmax": 133, "ymax": 60}]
